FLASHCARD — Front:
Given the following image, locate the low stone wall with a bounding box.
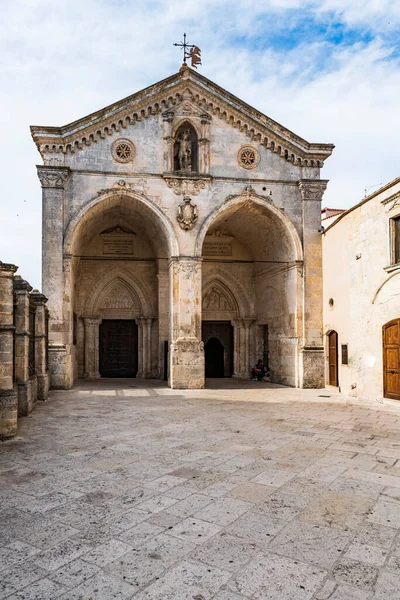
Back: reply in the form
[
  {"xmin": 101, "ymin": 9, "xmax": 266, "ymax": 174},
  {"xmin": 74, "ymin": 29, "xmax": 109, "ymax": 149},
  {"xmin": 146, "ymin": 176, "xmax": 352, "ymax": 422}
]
[{"xmin": 0, "ymin": 261, "xmax": 50, "ymax": 440}]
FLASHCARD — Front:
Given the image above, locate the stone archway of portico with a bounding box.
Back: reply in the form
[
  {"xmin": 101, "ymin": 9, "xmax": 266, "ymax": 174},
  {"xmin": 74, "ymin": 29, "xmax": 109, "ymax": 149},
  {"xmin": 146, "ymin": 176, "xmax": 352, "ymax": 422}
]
[{"xmin": 64, "ymin": 188, "xmax": 179, "ymax": 258}]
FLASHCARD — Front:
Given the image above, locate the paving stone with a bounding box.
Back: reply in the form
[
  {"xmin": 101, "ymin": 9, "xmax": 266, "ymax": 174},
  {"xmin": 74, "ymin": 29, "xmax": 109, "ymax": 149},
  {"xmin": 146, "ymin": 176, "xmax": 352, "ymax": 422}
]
[
  {"xmin": 145, "ymin": 510, "xmax": 182, "ymax": 528},
  {"xmin": 0, "ymin": 540, "xmax": 40, "ymax": 573},
  {"xmin": 374, "ymin": 571, "xmax": 400, "ymax": 600},
  {"xmin": 269, "ymin": 520, "xmax": 351, "ymax": 568},
  {"xmin": 0, "ymin": 563, "xmax": 48, "ymax": 599},
  {"xmin": 251, "ymin": 467, "xmax": 297, "ymax": 487},
  {"xmin": 135, "ymin": 493, "xmax": 178, "ymax": 513},
  {"xmin": 48, "ymin": 557, "xmax": 101, "ymax": 588},
  {"xmin": 190, "ymin": 532, "xmax": 259, "ymax": 572},
  {"xmin": 227, "ymin": 481, "xmax": 276, "ymax": 503},
  {"xmin": 166, "ymin": 517, "xmax": 221, "ymax": 545},
  {"xmin": 230, "ymin": 551, "xmax": 326, "ymax": 599},
  {"xmin": 386, "ymin": 554, "xmax": 400, "ymax": 573},
  {"xmin": 134, "ymin": 559, "xmax": 231, "ymax": 599},
  {"xmin": 117, "ymin": 520, "xmax": 164, "ymax": 547},
  {"xmin": 328, "ymin": 583, "xmax": 373, "ymax": 599},
  {"xmin": 367, "ymin": 496, "xmax": 400, "ymax": 526},
  {"xmin": 300, "ymin": 490, "xmax": 374, "ymax": 530},
  {"xmin": 256, "ymin": 479, "xmax": 320, "ymax": 521},
  {"xmin": 57, "ymin": 572, "xmax": 137, "ymax": 599},
  {"xmin": 193, "ymin": 496, "xmax": 253, "ymax": 526},
  {"xmin": 332, "ymin": 558, "xmax": 378, "ymax": 590},
  {"xmin": 80, "ymin": 538, "xmax": 133, "ymax": 568},
  {"xmin": 225, "ymin": 510, "xmax": 286, "ymax": 545},
  {"xmin": 165, "ymin": 492, "xmax": 213, "ymax": 518},
  {"xmin": 352, "ymin": 521, "xmax": 397, "ymax": 549},
  {"xmin": 11, "ymin": 577, "xmax": 66, "ymax": 599},
  {"xmin": 344, "ymin": 542, "xmax": 388, "ymax": 566},
  {"xmin": 33, "ymin": 537, "xmax": 93, "ymax": 571}
]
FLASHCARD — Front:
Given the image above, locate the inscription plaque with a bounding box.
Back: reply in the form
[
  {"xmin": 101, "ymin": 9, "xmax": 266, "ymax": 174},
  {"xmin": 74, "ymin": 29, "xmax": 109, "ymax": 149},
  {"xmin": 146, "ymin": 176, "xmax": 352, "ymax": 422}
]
[
  {"xmin": 203, "ymin": 232, "xmax": 233, "ymax": 256},
  {"xmin": 101, "ymin": 226, "xmax": 135, "ymax": 256}
]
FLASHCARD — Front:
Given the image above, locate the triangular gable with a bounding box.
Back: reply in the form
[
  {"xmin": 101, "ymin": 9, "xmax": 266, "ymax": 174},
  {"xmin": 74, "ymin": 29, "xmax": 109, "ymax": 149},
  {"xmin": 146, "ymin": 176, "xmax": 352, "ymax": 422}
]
[{"xmin": 30, "ymin": 66, "xmax": 334, "ymax": 167}]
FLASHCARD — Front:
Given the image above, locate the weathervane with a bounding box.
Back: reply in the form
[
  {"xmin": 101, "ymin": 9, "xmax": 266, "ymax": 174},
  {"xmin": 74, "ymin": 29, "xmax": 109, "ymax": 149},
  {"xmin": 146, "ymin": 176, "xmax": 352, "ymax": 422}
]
[{"xmin": 174, "ymin": 33, "xmax": 202, "ymax": 69}]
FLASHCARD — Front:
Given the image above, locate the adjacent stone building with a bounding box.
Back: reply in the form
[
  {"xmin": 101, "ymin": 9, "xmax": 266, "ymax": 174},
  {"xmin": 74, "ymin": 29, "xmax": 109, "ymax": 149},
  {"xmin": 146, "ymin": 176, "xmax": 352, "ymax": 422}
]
[
  {"xmin": 31, "ymin": 65, "xmax": 333, "ymax": 390},
  {"xmin": 323, "ymin": 177, "xmax": 400, "ymax": 401}
]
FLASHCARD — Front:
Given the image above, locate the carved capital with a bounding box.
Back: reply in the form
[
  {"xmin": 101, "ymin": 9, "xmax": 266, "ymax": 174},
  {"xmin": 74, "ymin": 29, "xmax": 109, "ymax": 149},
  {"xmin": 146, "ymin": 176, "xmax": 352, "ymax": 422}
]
[
  {"xmin": 162, "ymin": 111, "xmax": 175, "ymax": 123},
  {"xmin": 37, "ymin": 166, "xmax": 70, "ymax": 189},
  {"xmin": 0, "ymin": 262, "xmax": 18, "ymax": 276},
  {"xmin": 13, "ymin": 275, "xmax": 32, "ymax": 293},
  {"xmin": 298, "ymin": 179, "xmax": 328, "ymax": 202},
  {"xmin": 30, "ymin": 290, "xmax": 48, "ymax": 305}
]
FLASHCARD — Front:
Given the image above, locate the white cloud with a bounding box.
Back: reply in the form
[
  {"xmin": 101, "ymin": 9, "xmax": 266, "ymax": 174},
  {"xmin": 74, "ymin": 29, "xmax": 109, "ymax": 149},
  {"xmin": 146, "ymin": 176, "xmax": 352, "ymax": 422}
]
[{"xmin": 0, "ymin": 0, "xmax": 399, "ymax": 286}]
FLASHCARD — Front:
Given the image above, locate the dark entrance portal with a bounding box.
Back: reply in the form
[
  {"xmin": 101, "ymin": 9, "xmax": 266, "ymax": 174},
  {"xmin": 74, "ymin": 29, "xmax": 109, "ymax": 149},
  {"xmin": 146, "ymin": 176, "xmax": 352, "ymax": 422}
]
[
  {"xmin": 99, "ymin": 320, "xmax": 138, "ymax": 377},
  {"xmin": 202, "ymin": 321, "xmax": 233, "ymax": 377}
]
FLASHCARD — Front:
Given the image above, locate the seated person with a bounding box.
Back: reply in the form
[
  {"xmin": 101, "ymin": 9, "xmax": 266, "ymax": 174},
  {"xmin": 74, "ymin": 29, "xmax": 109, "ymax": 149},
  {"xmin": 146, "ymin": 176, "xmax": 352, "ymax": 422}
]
[{"xmin": 251, "ymin": 359, "xmax": 267, "ymax": 381}]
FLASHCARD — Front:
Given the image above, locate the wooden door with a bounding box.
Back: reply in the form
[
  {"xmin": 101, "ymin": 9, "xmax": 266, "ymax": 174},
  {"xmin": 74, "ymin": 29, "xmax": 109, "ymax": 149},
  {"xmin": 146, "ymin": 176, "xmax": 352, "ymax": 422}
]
[
  {"xmin": 202, "ymin": 321, "xmax": 233, "ymax": 377},
  {"xmin": 99, "ymin": 320, "xmax": 138, "ymax": 377},
  {"xmin": 328, "ymin": 330, "xmax": 338, "ymax": 386},
  {"xmin": 383, "ymin": 319, "xmax": 400, "ymax": 400}
]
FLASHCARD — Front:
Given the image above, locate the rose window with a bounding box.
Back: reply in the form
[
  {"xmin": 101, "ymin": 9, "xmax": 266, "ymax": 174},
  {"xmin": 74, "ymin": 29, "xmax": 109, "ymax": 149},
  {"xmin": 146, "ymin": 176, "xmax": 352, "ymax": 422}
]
[
  {"xmin": 238, "ymin": 146, "xmax": 260, "ymax": 170},
  {"xmin": 112, "ymin": 138, "xmax": 135, "ymax": 163}
]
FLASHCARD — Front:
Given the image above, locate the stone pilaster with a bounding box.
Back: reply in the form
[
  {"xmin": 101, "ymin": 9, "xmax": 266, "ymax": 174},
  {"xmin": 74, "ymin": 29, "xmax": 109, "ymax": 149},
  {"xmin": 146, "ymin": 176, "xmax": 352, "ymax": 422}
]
[
  {"xmin": 298, "ymin": 179, "xmax": 328, "ymax": 388},
  {"xmin": 169, "ymin": 257, "xmax": 204, "ymax": 389},
  {"xmin": 30, "ymin": 290, "xmax": 49, "ymax": 401},
  {"xmin": 157, "ymin": 261, "xmax": 169, "ymax": 379},
  {"xmin": 13, "ymin": 276, "xmax": 34, "ymax": 416},
  {"xmin": 199, "ymin": 113, "xmax": 211, "ymax": 174},
  {"xmin": 163, "ymin": 112, "xmax": 174, "ymax": 172},
  {"xmin": 37, "ymin": 165, "xmax": 70, "ymax": 389},
  {"xmin": 83, "ymin": 317, "xmax": 102, "ymax": 379},
  {"xmin": 0, "ymin": 262, "xmax": 18, "ymax": 440}
]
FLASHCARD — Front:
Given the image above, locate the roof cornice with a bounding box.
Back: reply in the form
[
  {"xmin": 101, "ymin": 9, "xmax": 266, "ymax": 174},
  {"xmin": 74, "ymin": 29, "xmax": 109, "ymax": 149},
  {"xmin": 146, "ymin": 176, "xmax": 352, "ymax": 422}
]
[{"xmin": 31, "ymin": 67, "xmax": 334, "ymax": 167}]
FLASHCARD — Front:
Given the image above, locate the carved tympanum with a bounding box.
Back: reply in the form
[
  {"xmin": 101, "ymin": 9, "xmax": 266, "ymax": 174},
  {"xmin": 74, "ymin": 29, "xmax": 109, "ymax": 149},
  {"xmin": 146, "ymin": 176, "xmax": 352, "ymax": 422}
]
[{"xmin": 203, "ymin": 287, "xmax": 233, "ymax": 310}]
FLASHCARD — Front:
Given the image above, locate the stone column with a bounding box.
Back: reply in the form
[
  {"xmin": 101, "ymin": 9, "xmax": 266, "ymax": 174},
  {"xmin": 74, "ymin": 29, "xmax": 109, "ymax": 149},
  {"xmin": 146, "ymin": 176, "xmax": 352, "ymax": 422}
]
[
  {"xmin": 37, "ymin": 165, "xmax": 70, "ymax": 389},
  {"xmin": 145, "ymin": 317, "xmax": 153, "ymax": 378},
  {"xmin": 163, "ymin": 112, "xmax": 174, "ymax": 172},
  {"xmin": 232, "ymin": 318, "xmax": 241, "ymax": 378},
  {"xmin": 0, "ymin": 262, "xmax": 18, "ymax": 440},
  {"xmin": 169, "ymin": 257, "xmax": 204, "ymax": 389},
  {"xmin": 13, "ymin": 276, "xmax": 33, "ymax": 416},
  {"xmin": 30, "ymin": 290, "xmax": 49, "ymax": 401},
  {"xmin": 83, "ymin": 317, "xmax": 102, "ymax": 379},
  {"xmin": 137, "ymin": 317, "xmax": 145, "ymax": 378},
  {"xmin": 298, "ymin": 179, "xmax": 328, "ymax": 388},
  {"xmin": 199, "ymin": 113, "xmax": 211, "ymax": 174},
  {"xmin": 157, "ymin": 261, "xmax": 169, "ymax": 378}
]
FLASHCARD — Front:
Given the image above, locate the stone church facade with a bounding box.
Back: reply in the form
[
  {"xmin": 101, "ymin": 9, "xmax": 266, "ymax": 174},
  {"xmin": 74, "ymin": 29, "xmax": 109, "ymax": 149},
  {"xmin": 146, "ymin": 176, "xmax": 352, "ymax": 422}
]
[{"xmin": 31, "ymin": 66, "xmax": 333, "ymax": 390}]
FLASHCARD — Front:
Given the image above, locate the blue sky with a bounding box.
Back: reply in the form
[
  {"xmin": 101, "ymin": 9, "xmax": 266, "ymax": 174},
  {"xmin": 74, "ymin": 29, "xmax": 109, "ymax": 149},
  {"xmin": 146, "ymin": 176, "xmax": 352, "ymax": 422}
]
[{"xmin": 1, "ymin": 0, "xmax": 400, "ymax": 287}]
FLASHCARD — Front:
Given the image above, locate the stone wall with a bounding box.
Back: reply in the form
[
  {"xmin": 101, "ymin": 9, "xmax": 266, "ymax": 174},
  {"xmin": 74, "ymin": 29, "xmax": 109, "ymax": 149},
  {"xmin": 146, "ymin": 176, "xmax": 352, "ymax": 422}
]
[
  {"xmin": 323, "ymin": 177, "xmax": 400, "ymax": 401},
  {"xmin": 0, "ymin": 261, "xmax": 50, "ymax": 440}
]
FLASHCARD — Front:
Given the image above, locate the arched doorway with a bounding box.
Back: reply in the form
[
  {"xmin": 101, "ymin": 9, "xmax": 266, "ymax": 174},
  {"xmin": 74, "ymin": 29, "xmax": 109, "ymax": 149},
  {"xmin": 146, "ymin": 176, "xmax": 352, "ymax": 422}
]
[
  {"xmin": 99, "ymin": 320, "xmax": 138, "ymax": 377},
  {"xmin": 203, "ymin": 322, "xmax": 233, "ymax": 377},
  {"xmin": 383, "ymin": 319, "xmax": 400, "ymax": 400},
  {"xmin": 204, "ymin": 337, "xmax": 224, "ymax": 377},
  {"xmin": 198, "ymin": 193, "xmax": 303, "ymax": 386},
  {"xmin": 328, "ymin": 330, "xmax": 338, "ymax": 386},
  {"xmin": 64, "ymin": 191, "xmax": 177, "ymax": 382}
]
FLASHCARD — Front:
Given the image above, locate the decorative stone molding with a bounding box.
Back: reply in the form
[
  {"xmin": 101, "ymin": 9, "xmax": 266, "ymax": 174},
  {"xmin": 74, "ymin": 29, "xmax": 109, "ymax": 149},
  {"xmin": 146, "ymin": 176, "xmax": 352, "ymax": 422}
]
[
  {"xmin": 111, "ymin": 138, "xmax": 135, "ymax": 163},
  {"xmin": 31, "ymin": 72, "xmax": 333, "ymax": 167},
  {"xmin": 163, "ymin": 174, "xmax": 210, "ymax": 196},
  {"xmin": 237, "ymin": 145, "xmax": 260, "ymax": 170},
  {"xmin": 177, "ymin": 197, "xmax": 198, "ymax": 230},
  {"xmin": 298, "ymin": 179, "xmax": 328, "ymax": 202},
  {"xmin": 225, "ymin": 184, "xmax": 272, "ymax": 205},
  {"xmin": 37, "ymin": 166, "xmax": 70, "ymax": 189}
]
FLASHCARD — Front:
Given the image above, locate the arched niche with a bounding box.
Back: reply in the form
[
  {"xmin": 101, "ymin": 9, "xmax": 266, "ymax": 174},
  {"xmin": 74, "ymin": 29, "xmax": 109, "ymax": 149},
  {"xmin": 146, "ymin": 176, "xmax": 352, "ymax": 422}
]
[{"xmin": 173, "ymin": 121, "xmax": 198, "ymax": 173}]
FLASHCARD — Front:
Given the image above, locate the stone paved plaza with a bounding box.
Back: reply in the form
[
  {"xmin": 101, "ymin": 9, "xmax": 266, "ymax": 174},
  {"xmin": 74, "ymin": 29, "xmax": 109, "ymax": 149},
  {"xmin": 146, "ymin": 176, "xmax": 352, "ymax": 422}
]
[{"xmin": 1, "ymin": 380, "xmax": 400, "ymax": 599}]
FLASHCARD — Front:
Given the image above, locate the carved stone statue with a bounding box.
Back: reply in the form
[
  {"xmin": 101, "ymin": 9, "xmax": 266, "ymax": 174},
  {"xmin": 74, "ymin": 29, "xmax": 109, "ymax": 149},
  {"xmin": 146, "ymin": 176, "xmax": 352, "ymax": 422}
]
[{"xmin": 177, "ymin": 129, "xmax": 192, "ymax": 171}]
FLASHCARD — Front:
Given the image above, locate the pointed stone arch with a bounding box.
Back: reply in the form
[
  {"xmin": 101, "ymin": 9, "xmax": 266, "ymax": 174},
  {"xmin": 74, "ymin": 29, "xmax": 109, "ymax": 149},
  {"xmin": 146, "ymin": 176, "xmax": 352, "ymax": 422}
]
[
  {"xmin": 202, "ymin": 270, "xmax": 254, "ymax": 318},
  {"xmin": 63, "ymin": 188, "xmax": 179, "ymax": 257},
  {"xmin": 85, "ymin": 268, "xmax": 153, "ymax": 317}
]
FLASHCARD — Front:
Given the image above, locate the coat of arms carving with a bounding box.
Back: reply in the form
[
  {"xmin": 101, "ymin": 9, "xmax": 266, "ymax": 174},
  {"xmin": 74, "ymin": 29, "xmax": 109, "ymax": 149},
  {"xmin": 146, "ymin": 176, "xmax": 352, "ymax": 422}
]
[{"xmin": 177, "ymin": 197, "xmax": 198, "ymax": 230}]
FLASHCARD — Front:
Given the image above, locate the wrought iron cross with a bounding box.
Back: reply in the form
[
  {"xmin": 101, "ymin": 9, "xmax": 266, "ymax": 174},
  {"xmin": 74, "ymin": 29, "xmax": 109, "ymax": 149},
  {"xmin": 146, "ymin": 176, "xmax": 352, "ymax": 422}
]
[{"xmin": 174, "ymin": 33, "xmax": 202, "ymax": 69}]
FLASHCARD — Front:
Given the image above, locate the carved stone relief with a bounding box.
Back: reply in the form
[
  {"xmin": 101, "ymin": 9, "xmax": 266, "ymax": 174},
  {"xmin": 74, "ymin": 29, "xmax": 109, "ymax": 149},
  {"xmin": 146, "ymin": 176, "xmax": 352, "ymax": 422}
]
[
  {"xmin": 37, "ymin": 167, "xmax": 69, "ymax": 188},
  {"xmin": 111, "ymin": 138, "xmax": 136, "ymax": 163},
  {"xmin": 164, "ymin": 175, "xmax": 207, "ymax": 196},
  {"xmin": 177, "ymin": 197, "xmax": 198, "ymax": 230},
  {"xmin": 203, "ymin": 286, "xmax": 233, "ymax": 310}
]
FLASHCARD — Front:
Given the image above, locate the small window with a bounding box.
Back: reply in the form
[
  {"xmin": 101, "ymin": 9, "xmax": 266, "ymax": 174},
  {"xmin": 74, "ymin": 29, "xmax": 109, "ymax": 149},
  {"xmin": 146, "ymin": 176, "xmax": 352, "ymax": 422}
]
[
  {"xmin": 394, "ymin": 217, "xmax": 400, "ymax": 264},
  {"xmin": 341, "ymin": 344, "xmax": 348, "ymax": 365}
]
